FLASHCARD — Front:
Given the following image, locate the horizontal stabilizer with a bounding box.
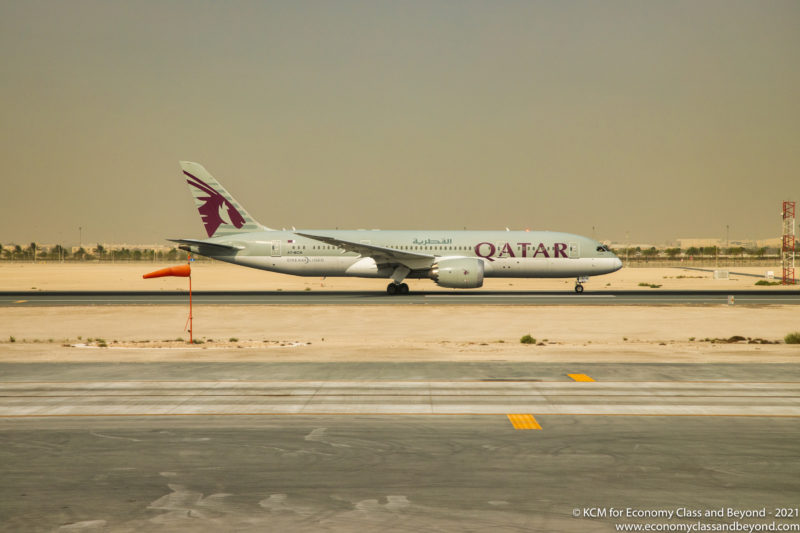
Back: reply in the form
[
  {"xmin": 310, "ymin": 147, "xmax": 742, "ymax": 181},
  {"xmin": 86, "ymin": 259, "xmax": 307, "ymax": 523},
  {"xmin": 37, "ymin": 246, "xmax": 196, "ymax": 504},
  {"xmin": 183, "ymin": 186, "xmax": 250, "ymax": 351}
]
[{"xmin": 167, "ymin": 238, "xmax": 244, "ymax": 250}]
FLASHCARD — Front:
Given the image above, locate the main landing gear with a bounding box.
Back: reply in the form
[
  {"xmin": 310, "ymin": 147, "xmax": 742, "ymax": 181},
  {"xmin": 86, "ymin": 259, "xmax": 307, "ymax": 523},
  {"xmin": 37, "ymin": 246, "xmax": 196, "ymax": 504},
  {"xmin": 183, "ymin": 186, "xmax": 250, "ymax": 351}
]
[
  {"xmin": 386, "ymin": 282, "xmax": 409, "ymax": 295},
  {"xmin": 574, "ymin": 276, "xmax": 589, "ymax": 294},
  {"xmin": 387, "ymin": 265, "xmax": 411, "ymax": 295}
]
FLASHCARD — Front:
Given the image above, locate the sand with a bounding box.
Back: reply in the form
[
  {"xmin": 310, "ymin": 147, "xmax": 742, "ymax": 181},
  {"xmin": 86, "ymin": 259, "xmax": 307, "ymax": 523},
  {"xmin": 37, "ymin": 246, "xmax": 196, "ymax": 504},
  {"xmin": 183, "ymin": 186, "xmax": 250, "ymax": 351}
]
[
  {"xmin": 1, "ymin": 263, "xmax": 797, "ymax": 364},
  {"xmin": 1, "ymin": 304, "xmax": 798, "ymax": 363}
]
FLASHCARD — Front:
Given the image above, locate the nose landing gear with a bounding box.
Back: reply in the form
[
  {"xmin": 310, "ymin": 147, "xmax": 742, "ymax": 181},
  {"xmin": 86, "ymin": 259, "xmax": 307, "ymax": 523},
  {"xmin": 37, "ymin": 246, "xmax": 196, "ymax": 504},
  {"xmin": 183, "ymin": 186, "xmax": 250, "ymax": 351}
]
[{"xmin": 574, "ymin": 276, "xmax": 589, "ymax": 294}]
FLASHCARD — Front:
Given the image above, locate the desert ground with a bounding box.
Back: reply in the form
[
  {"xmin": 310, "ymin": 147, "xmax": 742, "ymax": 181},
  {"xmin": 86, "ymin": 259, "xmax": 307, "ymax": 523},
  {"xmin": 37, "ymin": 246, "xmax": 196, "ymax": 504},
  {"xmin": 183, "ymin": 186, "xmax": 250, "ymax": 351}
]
[{"xmin": 1, "ymin": 263, "xmax": 798, "ymax": 364}]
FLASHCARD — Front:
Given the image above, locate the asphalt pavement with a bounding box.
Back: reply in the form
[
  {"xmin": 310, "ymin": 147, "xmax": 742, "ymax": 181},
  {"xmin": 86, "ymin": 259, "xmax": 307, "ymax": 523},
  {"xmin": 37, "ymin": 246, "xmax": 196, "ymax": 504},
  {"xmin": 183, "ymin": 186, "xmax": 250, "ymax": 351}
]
[
  {"xmin": 2, "ymin": 289, "xmax": 800, "ymax": 306},
  {"xmin": 1, "ymin": 362, "xmax": 799, "ymax": 532}
]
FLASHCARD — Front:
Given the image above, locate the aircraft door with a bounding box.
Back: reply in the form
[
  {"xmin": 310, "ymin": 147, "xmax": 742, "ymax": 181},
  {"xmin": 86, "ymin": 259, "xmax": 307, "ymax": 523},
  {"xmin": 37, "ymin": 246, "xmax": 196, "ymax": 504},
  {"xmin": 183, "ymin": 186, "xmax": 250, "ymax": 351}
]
[
  {"xmin": 270, "ymin": 241, "xmax": 281, "ymax": 257},
  {"xmin": 568, "ymin": 242, "xmax": 579, "ymax": 258}
]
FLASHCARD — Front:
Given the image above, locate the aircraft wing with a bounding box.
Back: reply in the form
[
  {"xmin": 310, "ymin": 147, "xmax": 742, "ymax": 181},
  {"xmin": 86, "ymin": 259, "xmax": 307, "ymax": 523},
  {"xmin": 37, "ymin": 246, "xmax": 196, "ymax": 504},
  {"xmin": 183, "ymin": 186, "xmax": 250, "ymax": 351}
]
[
  {"xmin": 167, "ymin": 238, "xmax": 245, "ymax": 251},
  {"xmin": 295, "ymin": 232, "xmax": 435, "ymax": 268}
]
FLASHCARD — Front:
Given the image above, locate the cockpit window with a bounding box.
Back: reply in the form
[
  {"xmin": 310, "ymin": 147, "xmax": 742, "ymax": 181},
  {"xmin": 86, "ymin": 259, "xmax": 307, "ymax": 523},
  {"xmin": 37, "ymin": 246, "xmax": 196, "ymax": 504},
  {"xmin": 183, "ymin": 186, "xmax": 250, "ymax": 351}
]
[{"xmin": 596, "ymin": 245, "xmax": 610, "ymax": 252}]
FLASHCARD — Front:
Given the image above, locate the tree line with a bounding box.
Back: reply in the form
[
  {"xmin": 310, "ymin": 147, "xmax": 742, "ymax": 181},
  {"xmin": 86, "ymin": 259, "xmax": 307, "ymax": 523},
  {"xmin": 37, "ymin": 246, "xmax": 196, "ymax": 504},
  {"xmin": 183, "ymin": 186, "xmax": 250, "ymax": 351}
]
[
  {"xmin": 0, "ymin": 243, "xmax": 207, "ymax": 262},
  {"xmin": 613, "ymin": 246, "xmax": 781, "ymax": 260}
]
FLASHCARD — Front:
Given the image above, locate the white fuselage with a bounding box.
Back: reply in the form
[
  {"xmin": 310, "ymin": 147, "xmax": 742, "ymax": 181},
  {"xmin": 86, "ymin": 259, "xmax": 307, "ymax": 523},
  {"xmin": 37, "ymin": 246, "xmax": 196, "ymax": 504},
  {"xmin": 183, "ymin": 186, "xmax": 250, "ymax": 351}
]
[{"xmin": 194, "ymin": 229, "xmax": 623, "ymax": 280}]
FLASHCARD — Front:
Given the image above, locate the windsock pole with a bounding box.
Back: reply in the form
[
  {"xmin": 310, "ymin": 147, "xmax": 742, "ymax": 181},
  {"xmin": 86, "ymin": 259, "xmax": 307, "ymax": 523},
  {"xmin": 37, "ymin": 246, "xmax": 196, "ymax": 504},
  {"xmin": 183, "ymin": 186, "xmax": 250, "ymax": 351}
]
[
  {"xmin": 188, "ymin": 257, "xmax": 192, "ymax": 344},
  {"xmin": 143, "ymin": 258, "xmax": 193, "ymax": 344}
]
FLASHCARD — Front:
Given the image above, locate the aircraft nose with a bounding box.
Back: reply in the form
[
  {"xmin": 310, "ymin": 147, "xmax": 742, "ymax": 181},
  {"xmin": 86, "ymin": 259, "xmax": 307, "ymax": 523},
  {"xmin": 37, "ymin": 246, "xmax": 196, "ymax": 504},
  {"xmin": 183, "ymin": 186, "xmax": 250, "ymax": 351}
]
[{"xmin": 613, "ymin": 257, "xmax": 623, "ymax": 271}]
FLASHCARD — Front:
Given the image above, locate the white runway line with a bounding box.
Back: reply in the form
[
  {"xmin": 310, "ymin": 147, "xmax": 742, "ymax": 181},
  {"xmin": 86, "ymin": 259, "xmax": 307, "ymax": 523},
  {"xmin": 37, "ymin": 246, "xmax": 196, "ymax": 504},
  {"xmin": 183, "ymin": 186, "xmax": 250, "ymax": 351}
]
[{"xmin": 1, "ymin": 380, "xmax": 798, "ymax": 418}]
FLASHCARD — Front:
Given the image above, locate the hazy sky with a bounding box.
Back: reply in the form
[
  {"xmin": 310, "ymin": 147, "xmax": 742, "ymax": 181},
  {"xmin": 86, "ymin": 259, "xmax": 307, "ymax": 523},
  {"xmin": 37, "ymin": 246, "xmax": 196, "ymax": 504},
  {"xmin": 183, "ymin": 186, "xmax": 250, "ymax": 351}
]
[{"xmin": 1, "ymin": 1, "xmax": 798, "ymax": 246}]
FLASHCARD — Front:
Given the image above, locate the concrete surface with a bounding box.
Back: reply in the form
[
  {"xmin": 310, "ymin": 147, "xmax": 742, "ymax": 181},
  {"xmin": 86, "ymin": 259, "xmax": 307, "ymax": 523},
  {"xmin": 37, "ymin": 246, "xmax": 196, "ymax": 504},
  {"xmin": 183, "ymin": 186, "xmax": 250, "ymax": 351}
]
[{"xmin": 1, "ymin": 362, "xmax": 799, "ymax": 532}]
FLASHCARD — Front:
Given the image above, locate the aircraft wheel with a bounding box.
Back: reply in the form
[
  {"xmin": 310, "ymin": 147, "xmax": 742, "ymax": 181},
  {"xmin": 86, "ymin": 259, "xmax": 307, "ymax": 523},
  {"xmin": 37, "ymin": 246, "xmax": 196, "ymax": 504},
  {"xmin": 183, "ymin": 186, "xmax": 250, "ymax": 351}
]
[
  {"xmin": 398, "ymin": 283, "xmax": 409, "ymax": 295},
  {"xmin": 386, "ymin": 283, "xmax": 398, "ymax": 295},
  {"xmin": 574, "ymin": 284, "xmax": 584, "ymax": 294}
]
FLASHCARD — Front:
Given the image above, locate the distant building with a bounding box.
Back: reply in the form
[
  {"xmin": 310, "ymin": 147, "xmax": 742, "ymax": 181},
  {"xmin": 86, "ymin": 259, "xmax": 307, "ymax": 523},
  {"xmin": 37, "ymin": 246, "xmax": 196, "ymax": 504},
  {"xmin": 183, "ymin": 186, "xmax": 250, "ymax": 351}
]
[{"xmin": 677, "ymin": 238, "xmax": 723, "ymax": 249}]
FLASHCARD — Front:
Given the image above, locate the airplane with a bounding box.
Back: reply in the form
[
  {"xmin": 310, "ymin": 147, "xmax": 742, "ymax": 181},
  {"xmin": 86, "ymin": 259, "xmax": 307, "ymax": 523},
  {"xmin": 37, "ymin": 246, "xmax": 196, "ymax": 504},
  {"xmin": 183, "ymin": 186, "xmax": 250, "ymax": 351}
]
[{"xmin": 170, "ymin": 161, "xmax": 623, "ymax": 294}]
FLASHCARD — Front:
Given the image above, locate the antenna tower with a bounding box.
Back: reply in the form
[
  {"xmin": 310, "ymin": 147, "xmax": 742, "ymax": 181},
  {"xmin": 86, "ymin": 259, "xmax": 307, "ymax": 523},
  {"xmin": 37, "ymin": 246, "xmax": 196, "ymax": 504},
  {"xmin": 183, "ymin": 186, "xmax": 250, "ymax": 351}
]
[{"xmin": 782, "ymin": 201, "xmax": 796, "ymax": 285}]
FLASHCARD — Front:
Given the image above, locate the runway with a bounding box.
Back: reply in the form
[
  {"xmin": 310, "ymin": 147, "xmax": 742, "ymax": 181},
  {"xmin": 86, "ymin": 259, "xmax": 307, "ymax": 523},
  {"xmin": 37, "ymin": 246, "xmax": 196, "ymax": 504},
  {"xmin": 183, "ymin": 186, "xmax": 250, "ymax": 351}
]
[
  {"xmin": 2, "ymin": 362, "xmax": 799, "ymax": 532},
  {"xmin": 3, "ymin": 378, "xmax": 799, "ymax": 418},
  {"xmin": 2, "ymin": 362, "xmax": 798, "ymax": 420},
  {"xmin": 3, "ymin": 289, "xmax": 800, "ymax": 306}
]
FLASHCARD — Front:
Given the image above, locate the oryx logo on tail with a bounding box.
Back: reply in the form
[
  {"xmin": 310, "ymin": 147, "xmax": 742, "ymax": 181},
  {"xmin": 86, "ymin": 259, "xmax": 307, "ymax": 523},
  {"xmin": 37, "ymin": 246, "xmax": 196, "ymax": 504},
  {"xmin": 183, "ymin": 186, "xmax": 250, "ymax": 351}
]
[{"xmin": 184, "ymin": 170, "xmax": 246, "ymax": 237}]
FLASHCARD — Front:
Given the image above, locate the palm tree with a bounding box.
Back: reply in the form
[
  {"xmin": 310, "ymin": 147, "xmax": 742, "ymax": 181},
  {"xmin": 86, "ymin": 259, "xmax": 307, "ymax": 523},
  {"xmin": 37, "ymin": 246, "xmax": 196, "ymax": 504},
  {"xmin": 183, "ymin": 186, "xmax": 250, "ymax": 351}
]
[
  {"xmin": 702, "ymin": 246, "xmax": 717, "ymax": 257},
  {"xmin": 50, "ymin": 244, "xmax": 68, "ymax": 261},
  {"xmin": 641, "ymin": 247, "xmax": 659, "ymax": 260}
]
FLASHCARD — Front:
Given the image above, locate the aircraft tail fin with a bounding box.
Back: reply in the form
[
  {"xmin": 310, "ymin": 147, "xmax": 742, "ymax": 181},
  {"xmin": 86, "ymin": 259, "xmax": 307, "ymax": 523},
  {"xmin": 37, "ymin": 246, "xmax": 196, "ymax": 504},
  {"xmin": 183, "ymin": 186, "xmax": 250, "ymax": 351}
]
[{"xmin": 180, "ymin": 161, "xmax": 271, "ymax": 237}]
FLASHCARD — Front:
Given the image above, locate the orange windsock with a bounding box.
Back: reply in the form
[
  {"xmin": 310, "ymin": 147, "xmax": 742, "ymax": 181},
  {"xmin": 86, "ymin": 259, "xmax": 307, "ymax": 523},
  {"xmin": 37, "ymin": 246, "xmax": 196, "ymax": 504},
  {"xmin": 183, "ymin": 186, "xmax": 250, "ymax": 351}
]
[{"xmin": 143, "ymin": 264, "xmax": 191, "ymax": 279}]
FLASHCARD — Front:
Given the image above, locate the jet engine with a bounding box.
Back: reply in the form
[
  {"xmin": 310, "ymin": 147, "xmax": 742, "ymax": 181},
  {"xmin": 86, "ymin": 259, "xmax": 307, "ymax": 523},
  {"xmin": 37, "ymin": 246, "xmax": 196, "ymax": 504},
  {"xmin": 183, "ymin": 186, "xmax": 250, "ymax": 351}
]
[{"xmin": 429, "ymin": 257, "xmax": 484, "ymax": 288}]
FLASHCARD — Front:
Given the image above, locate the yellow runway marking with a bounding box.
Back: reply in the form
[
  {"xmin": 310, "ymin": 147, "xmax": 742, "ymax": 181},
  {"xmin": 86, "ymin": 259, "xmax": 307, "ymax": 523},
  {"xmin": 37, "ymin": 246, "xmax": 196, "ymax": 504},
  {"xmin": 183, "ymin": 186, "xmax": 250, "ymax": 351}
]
[
  {"xmin": 13, "ymin": 300, "xmax": 27, "ymax": 304},
  {"xmin": 507, "ymin": 414, "xmax": 542, "ymax": 430},
  {"xmin": 568, "ymin": 373, "xmax": 595, "ymax": 382},
  {"xmin": 1, "ymin": 413, "xmax": 800, "ymax": 419}
]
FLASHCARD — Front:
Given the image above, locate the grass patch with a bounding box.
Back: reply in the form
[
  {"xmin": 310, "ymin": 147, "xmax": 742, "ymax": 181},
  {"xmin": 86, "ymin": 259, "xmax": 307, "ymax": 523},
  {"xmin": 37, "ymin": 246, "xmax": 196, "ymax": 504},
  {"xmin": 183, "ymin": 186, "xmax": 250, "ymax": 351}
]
[
  {"xmin": 229, "ymin": 337, "xmax": 239, "ymax": 342},
  {"xmin": 785, "ymin": 332, "xmax": 800, "ymax": 344},
  {"xmin": 638, "ymin": 282, "xmax": 662, "ymax": 288},
  {"xmin": 9, "ymin": 336, "xmax": 15, "ymax": 343},
  {"xmin": 755, "ymin": 280, "xmax": 781, "ymax": 286},
  {"xmin": 192, "ymin": 339, "xmax": 204, "ymax": 344},
  {"xmin": 520, "ymin": 334, "xmax": 536, "ymax": 345}
]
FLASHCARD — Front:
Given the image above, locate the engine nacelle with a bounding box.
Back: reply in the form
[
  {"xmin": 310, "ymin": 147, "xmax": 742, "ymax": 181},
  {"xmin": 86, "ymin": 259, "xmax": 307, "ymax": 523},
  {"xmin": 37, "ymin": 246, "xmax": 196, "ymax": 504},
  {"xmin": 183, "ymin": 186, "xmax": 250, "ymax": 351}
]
[{"xmin": 429, "ymin": 257, "xmax": 484, "ymax": 288}]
